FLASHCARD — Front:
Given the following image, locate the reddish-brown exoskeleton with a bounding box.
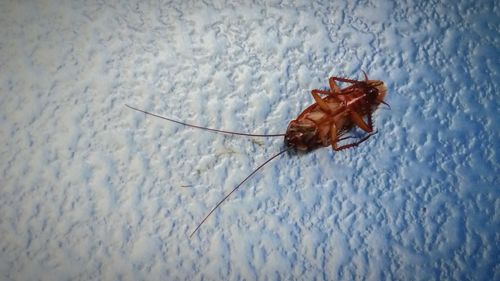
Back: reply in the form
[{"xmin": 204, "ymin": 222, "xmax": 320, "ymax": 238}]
[
  {"xmin": 126, "ymin": 72, "xmax": 388, "ymax": 237},
  {"xmin": 285, "ymin": 73, "xmax": 387, "ymax": 151}
]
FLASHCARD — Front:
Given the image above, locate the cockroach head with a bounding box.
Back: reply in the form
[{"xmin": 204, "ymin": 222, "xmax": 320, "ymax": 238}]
[{"xmin": 284, "ymin": 120, "xmax": 321, "ymax": 151}]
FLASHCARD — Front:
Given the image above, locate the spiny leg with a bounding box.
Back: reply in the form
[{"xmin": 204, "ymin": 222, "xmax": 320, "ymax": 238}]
[
  {"xmin": 311, "ymin": 89, "xmax": 333, "ymax": 96},
  {"xmin": 361, "ymin": 70, "xmax": 368, "ymax": 81},
  {"xmin": 311, "ymin": 78, "xmax": 341, "ymax": 96},
  {"xmin": 334, "ymin": 131, "xmax": 377, "ymax": 151},
  {"xmin": 310, "ymin": 77, "xmax": 344, "ymax": 97},
  {"xmin": 312, "ymin": 76, "xmax": 361, "ymax": 98},
  {"xmin": 329, "ymin": 77, "xmax": 341, "ymax": 94},
  {"xmin": 330, "ymin": 76, "xmax": 360, "ymax": 84},
  {"xmin": 311, "ymin": 89, "xmax": 342, "ymax": 105},
  {"xmin": 311, "ymin": 91, "xmax": 332, "ymax": 113},
  {"xmin": 330, "ymin": 122, "xmax": 339, "ymax": 150},
  {"xmin": 337, "ymin": 135, "xmax": 355, "ymax": 142},
  {"xmin": 328, "ymin": 76, "xmax": 364, "ymax": 97},
  {"xmin": 331, "ymin": 71, "xmax": 367, "ymax": 84},
  {"xmin": 311, "ymin": 87, "xmax": 342, "ymax": 103},
  {"xmin": 330, "ymin": 123, "xmax": 357, "ymax": 150},
  {"xmin": 349, "ymin": 111, "xmax": 373, "ymax": 133}
]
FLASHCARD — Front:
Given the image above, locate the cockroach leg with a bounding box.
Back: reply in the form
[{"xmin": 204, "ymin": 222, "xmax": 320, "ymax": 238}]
[
  {"xmin": 309, "ymin": 78, "xmax": 342, "ymax": 96},
  {"xmin": 329, "ymin": 77, "xmax": 341, "ymax": 94},
  {"xmin": 367, "ymin": 113, "xmax": 373, "ymax": 129},
  {"xmin": 311, "ymin": 89, "xmax": 333, "ymax": 96},
  {"xmin": 379, "ymin": 100, "xmax": 391, "ymax": 109},
  {"xmin": 311, "ymin": 91, "xmax": 332, "ymax": 113},
  {"xmin": 337, "ymin": 135, "xmax": 355, "ymax": 142},
  {"xmin": 349, "ymin": 111, "xmax": 372, "ymax": 133},
  {"xmin": 362, "ymin": 70, "xmax": 368, "ymax": 81},
  {"xmin": 330, "ymin": 122, "xmax": 339, "ymax": 150},
  {"xmin": 312, "ymin": 88, "xmax": 342, "ymax": 103},
  {"xmin": 334, "ymin": 131, "xmax": 377, "ymax": 151},
  {"xmin": 330, "ymin": 76, "xmax": 359, "ymax": 84},
  {"xmin": 329, "ymin": 126, "xmax": 358, "ymax": 150}
]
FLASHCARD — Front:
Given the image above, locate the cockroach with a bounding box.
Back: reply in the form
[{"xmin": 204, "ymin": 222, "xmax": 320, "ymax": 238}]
[{"xmin": 126, "ymin": 72, "xmax": 388, "ymax": 237}]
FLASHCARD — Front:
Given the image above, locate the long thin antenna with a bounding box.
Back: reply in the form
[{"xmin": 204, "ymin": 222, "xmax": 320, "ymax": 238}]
[
  {"xmin": 190, "ymin": 147, "xmax": 292, "ymax": 238},
  {"xmin": 126, "ymin": 104, "xmax": 285, "ymax": 137}
]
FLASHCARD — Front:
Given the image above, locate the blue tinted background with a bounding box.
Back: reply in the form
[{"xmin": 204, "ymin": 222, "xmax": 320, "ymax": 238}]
[{"xmin": 0, "ymin": 0, "xmax": 498, "ymax": 280}]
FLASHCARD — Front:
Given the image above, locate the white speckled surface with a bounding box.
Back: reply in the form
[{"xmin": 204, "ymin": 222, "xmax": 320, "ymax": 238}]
[{"xmin": 0, "ymin": 0, "xmax": 498, "ymax": 280}]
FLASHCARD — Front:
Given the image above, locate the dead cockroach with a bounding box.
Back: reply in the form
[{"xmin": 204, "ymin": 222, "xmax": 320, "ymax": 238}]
[{"xmin": 126, "ymin": 72, "xmax": 388, "ymax": 237}]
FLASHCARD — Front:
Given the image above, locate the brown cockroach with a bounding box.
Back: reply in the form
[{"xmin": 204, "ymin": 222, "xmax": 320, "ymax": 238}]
[{"xmin": 126, "ymin": 72, "xmax": 388, "ymax": 237}]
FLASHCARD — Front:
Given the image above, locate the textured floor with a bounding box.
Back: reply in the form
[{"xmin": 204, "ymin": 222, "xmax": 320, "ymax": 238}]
[{"xmin": 0, "ymin": 0, "xmax": 498, "ymax": 280}]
